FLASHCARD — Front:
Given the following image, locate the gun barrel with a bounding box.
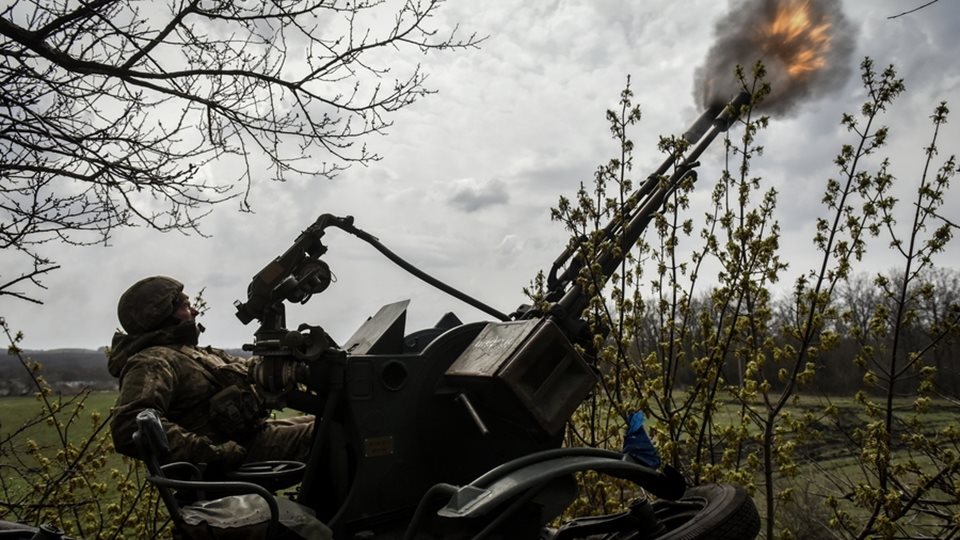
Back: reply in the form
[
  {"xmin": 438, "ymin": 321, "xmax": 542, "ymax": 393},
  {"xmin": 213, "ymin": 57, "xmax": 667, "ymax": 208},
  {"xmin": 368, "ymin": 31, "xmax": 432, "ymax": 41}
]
[
  {"xmin": 549, "ymin": 91, "xmax": 751, "ymax": 322},
  {"xmin": 682, "ymin": 103, "xmax": 725, "ymax": 144}
]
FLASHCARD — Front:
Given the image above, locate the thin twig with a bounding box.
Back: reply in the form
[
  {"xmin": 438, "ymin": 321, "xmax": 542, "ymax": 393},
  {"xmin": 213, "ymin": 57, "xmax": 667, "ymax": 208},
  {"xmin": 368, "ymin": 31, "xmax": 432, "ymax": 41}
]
[{"xmin": 888, "ymin": 0, "xmax": 939, "ymax": 19}]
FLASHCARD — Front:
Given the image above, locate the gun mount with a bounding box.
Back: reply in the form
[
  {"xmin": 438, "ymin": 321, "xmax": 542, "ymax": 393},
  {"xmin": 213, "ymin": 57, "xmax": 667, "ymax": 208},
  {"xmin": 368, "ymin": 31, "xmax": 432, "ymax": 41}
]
[{"xmin": 232, "ymin": 91, "xmax": 754, "ymax": 539}]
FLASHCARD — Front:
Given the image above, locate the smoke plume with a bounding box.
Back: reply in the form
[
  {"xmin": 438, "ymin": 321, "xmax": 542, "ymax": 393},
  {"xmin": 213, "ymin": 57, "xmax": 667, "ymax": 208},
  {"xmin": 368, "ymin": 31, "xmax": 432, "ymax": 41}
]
[{"xmin": 694, "ymin": 0, "xmax": 856, "ymax": 116}]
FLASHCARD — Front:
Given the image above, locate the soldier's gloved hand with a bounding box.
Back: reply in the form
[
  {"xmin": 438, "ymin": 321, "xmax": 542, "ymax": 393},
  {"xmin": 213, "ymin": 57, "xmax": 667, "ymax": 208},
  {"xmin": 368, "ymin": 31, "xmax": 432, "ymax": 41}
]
[{"xmin": 209, "ymin": 441, "xmax": 247, "ymax": 469}]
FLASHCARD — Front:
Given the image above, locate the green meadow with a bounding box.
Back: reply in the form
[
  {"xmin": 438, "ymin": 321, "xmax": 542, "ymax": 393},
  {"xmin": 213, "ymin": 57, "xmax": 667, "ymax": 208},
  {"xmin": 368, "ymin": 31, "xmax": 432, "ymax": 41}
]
[
  {"xmin": 3, "ymin": 390, "xmax": 958, "ymax": 479},
  {"xmin": 2, "ymin": 390, "xmax": 957, "ymax": 537}
]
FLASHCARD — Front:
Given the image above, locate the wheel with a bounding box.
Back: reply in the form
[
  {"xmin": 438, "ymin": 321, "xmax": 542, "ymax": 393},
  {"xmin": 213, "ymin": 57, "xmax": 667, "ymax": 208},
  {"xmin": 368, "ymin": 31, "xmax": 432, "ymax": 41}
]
[
  {"xmin": 648, "ymin": 484, "xmax": 760, "ymax": 540},
  {"xmin": 226, "ymin": 460, "xmax": 306, "ymax": 491},
  {"xmin": 231, "ymin": 460, "xmax": 306, "ymax": 479},
  {"xmin": 549, "ymin": 484, "xmax": 759, "ymax": 540}
]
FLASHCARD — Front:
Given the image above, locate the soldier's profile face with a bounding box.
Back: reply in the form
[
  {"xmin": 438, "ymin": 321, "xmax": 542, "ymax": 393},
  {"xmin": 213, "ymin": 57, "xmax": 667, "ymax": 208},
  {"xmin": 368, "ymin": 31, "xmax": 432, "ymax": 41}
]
[{"xmin": 173, "ymin": 298, "xmax": 199, "ymax": 322}]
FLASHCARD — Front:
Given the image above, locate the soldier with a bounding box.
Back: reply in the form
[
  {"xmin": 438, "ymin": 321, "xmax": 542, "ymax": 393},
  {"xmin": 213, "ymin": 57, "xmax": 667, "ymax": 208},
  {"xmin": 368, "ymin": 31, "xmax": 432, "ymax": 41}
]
[{"xmin": 109, "ymin": 276, "xmax": 314, "ymax": 468}]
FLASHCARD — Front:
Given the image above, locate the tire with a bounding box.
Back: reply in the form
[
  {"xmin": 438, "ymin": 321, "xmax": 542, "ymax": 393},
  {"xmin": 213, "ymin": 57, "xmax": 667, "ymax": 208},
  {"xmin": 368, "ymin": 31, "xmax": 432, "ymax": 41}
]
[{"xmin": 648, "ymin": 484, "xmax": 760, "ymax": 540}]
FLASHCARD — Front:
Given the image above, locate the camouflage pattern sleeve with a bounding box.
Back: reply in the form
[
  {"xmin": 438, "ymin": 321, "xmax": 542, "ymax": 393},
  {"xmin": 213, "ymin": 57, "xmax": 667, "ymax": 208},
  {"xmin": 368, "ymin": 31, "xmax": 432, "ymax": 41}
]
[
  {"xmin": 208, "ymin": 347, "xmax": 253, "ymax": 370},
  {"xmin": 110, "ymin": 349, "xmax": 219, "ymax": 463}
]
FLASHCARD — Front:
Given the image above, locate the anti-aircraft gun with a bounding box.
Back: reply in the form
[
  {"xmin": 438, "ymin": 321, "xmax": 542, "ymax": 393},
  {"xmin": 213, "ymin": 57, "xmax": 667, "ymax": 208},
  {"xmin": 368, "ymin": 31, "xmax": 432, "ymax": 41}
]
[{"xmin": 233, "ymin": 91, "xmax": 756, "ymax": 539}]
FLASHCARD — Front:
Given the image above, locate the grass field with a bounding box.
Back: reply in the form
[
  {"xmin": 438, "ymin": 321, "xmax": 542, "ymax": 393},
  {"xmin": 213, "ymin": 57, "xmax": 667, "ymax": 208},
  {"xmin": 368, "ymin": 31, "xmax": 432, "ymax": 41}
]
[
  {"xmin": 0, "ymin": 391, "xmax": 126, "ymax": 500},
  {"xmin": 0, "ymin": 390, "xmax": 307, "ymax": 536},
  {"xmin": 0, "ymin": 391, "xmax": 307, "ymax": 448},
  {"xmin": 693, "ymin": 393, "xmax": 960, "ymax": 538},
  {"xmin": 0, "ymin": 391, "xmax": 118, "ymax": 449},
  {"xmin": 0, "ymin": 391, "xmax": 306, "ymax": 480},
  {"xmin": 4, "ymin": 390, "xmax": 958, "ymax": 479},
  {"xmin": 2, "ymin": 390, "xmax": 957, "ymax": 537}
]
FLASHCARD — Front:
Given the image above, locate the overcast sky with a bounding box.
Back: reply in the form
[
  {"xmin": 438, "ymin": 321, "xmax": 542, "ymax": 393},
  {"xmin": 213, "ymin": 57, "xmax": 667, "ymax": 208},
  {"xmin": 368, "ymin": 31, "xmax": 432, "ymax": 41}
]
[{"xmin": 4, "ymin": 0, "xmax": 959, "ymax": 351}]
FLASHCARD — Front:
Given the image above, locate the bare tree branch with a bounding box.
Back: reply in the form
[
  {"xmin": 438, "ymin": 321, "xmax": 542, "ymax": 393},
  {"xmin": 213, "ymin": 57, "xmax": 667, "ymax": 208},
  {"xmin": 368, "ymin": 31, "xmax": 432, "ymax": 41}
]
[
  {"xmin": 927, "ymin": 206, "xmax": 960, "ymax": 230},
  {"xmin": 888, "ymin": 0, "xmax": 940, "ymax": 19},
  {"xmin": 0, "ymin": 0, "xmax": 483, "ymax": 301},
  {"xmin": 0, "ymin": 260, "xmax": 59, "ymax": 304}
]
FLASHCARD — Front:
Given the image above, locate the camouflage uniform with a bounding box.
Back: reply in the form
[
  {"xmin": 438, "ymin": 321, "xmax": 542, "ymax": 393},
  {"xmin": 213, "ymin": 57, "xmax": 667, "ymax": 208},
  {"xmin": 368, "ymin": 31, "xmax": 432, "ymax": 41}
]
[{"xmin": 109, "ymin": 276, "xmax": 314, "ymax": 466}]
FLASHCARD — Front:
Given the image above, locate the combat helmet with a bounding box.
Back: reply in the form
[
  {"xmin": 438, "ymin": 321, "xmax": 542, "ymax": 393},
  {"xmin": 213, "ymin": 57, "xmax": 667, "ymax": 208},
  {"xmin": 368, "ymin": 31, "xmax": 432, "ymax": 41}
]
[{"xmin": 118, "ymin": 276, "xmax": 188, "ymax": 334}]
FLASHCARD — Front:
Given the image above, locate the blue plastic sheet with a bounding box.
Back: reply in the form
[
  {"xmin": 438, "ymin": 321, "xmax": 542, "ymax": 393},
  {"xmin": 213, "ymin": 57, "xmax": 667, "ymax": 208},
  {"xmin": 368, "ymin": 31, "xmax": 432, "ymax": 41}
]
[{"xmin": 622, "ymin": 411, "xmax": 661, "ymax": 469}]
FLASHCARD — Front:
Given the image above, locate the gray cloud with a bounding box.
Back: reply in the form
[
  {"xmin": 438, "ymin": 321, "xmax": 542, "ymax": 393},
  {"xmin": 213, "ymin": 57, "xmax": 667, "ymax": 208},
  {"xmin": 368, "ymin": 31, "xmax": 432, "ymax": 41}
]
[
  {"xmin": 4, "ymin": 0, "xmax": 958, "ymax": 350},
  {"xmin": 446, "ymin": 178, "xmax": 510, "ymax": 212}
]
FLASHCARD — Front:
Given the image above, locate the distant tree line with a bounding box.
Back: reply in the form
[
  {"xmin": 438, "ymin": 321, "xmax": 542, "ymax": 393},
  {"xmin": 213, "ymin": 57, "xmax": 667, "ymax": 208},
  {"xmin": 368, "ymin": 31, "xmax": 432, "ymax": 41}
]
[
  {"xmin": 631, "ymin": 268, "xmax": 960, "ymax": 396},
  {"xmin": 0, "ymin": 348, "xmax": 251, "ymax": 396},
  {"xmin": 0, "ymin": 349, "xmax": 113, "ymax": 396}
]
